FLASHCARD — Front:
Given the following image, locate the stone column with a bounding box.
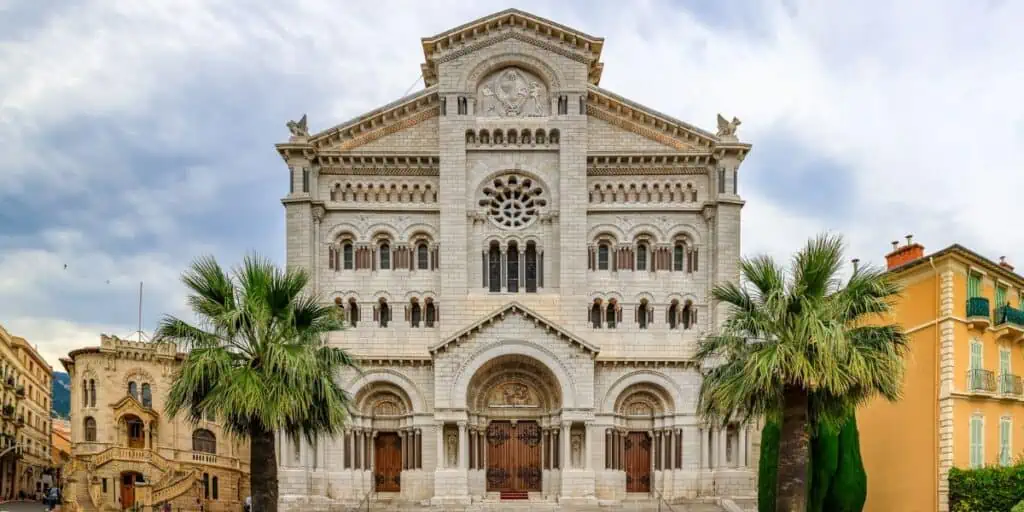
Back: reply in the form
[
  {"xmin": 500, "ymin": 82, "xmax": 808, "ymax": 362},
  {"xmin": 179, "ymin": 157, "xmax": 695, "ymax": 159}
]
[
  {"xmin": 541, "ymin": 430, "xmax": 548, "ymax": 469},
  {"xmin": 370, "ymin": 431, "xmax": 377, "ymax": 471},
  {"xmin": 561, "ymin": 423, "xmax": 571, "ymax": 470},
  {"xmin": 144, "ymin": 424, "xmax": 151, "ymax": 450},
  {"xmin": 458, "ymin": 423, "xmax": 468, "ymax": 470},
  {"xmin": 738, "ymin": 426, "xmax": 747, "ymax": 468},
  {"xmin": 669, "ymin": 429, "xmax": 676, "ymax": 470},
  {"xmin": 400, "ymin": 431, "xmax": 408, "ymax": 470},
  {"xmin": 436, "ymin": 424, "xmax": 445, "ymax": 469},
  {"xmin": 312, "ymin": 208, "xmax": 323, "ymax": 292},
  {"xmin": 415, "ymin": 429, "xmax": 422, "ymax": 469},
  {"xmin": 718, "ymin": 428, "xmax": 728, "ymax": 469},
  {"xmin": 700, "ymin": 428, "xmax": 709, "ymax": 470},
  {"xmin": 584, "ymin": 424, "xmax": 593, "ymax": 470},
  {"xmin": 552, "ymin": 429, "xmax": 559, "ymax": 469}
]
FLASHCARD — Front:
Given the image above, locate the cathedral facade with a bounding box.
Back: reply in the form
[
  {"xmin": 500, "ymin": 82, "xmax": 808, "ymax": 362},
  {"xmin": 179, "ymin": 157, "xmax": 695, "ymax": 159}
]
[{"xmin": 276, "ymin": 9, "xmax": 754, "ymax": 509}]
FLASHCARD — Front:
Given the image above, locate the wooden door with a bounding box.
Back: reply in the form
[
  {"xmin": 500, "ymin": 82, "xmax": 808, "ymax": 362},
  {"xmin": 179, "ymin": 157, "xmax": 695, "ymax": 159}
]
[
  {"xmin": 486, "ymin": 421, "xmax": 542, "ymax": 492},
  {"xmin": 120, "ymin": 473, "xmax": 135, "ymax": 509},
  {"xmin": 624, "ymin": 432, "xmax": 651, "ymax": 493},
  {"xmin": 374, "ymin": 433, "xmax": 401, "ymax": 492}
]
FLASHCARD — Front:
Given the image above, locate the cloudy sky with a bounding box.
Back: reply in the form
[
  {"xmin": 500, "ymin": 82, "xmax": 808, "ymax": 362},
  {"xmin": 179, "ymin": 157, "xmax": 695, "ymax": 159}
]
[{"xmin": 2, "ymin": 0, "xmax": 1023, "ymax": 370}]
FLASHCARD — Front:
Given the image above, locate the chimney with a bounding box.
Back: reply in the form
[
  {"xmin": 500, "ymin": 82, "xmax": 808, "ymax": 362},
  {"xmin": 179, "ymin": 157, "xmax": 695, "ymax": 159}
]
[
  {"xmin": 852, "ymin": 258, "xmax": 861, "ymax": 272},
  {"xmin": 999, "ymin": 256, "xmax": 1015, "ymax": 272},
  {"xmin": 885, "ymin": 235, "xmax": 925, "ymax": 270}
]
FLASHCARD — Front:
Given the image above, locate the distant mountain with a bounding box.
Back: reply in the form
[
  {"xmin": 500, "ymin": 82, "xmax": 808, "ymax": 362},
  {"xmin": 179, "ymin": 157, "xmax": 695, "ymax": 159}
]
[{"xmin": 52, "ymin": 372, "xmax": 71, "ymax": 419}]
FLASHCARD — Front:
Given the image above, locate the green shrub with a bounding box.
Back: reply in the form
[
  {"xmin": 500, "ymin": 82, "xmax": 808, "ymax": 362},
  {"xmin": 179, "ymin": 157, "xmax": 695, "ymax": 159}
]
[
  {"xmin": 809, "ymin": 423, "xmax": 840, "ymax": 512},
  {"xmin": 758, "ymin": 421, "xmax": 781, "ymax": 512},
  {"xmin": 824, "ymin": 416, "xmax": 867, "ymax": 512},
  {"xmin": 949, "ymin": 463, "xmax": 1024, "ymax": 511},
  {"xmin": 1011, "ymin": 500, "xmax": 1024, "ymax": 512}
]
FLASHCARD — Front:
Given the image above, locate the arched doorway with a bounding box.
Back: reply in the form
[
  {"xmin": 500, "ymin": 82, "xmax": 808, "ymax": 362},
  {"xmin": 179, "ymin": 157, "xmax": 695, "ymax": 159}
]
[
  {"xmin": 352, "ymin": 382, "xmax": 417, "ymax": 493},
  {"xmin": 466, "ymin": 355, "xmax": 563, "ymax": 495},
  {"xmin": 119, "ymin": 471, "xmax": 144, "ymax": 509},
  {"xmin": 608, "ymin": 382, "xmax": 676, "ymax": 495}
]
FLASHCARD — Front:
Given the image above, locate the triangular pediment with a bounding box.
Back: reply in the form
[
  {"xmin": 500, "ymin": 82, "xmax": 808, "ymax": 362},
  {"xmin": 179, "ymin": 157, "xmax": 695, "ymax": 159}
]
[
  {"xmin": 420, "ymin": 9, "xmax": 605, "ymax": 86},
  {"xmin": 428, "ymin": 302, "xmax": 599, "ymax": 356},
  {"xmin": 111, "ymin": 395, "xmax": 159, "ymax": 422}
]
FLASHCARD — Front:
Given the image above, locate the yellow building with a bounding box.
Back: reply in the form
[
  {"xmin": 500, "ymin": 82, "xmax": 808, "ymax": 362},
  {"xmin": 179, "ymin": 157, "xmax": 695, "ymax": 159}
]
[
  {"xmin": 0, "ymin": 324, "xmax": 54, "ymax": 500},
  {"xmin": 859, "ymin": 239, "xmax": 1024, "ymax": 512},
  {"xmin": 61, "ymin": 335, "xmax": 249, "ymax": 512}
]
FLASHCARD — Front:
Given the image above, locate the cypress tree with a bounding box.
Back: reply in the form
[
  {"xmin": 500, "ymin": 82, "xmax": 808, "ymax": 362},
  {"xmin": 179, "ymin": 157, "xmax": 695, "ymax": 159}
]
[
  {"xmin": 824, "ymin": 415, "xmax": 868, "ymax": 512},
  {"xmin": 758, "ymin": 421, "xmax": 781, "ymax": 512}
]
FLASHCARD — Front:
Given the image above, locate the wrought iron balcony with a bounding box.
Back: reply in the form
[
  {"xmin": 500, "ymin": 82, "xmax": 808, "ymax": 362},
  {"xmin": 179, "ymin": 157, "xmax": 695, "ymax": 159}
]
[
  {"xmin": 1000, "ymin": 373, "xmax": 1023, "ymax": 396},
  {"xmin": 994, "ymin": 305, "xmax": 1024, "ymax": 340},
  {"xmin": 967, "ymin": 297, "xmax": 991, "ymax": 329},
  {"xmin": 967, "ymin": 368, "xmax": 997, "ymax": 393}
]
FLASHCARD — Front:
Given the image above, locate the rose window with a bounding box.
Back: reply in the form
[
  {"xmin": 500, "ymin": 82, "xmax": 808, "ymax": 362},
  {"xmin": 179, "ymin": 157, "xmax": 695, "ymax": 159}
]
[{"xmin": 479, "ymin": 174, "xmax": 547, "ymax": 229}]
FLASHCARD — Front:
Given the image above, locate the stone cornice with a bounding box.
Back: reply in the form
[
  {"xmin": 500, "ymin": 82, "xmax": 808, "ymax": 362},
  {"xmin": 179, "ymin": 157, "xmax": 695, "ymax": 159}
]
[
  {"xmin": 587, "ymin": 87, "xmax": 719, "ymax": 149},
  {"xmin": 587, "ymin": 152, "xmax": 713, "ymax": 176},
  {"xmin": 595, "ymin": 358, "xmax": 697, "ymax": 368},
  {"xmin": 420, "ymin": 9, "xmax": 604, "ymax": 86},
  {"xmin": 315, "ymin": 152, "xmax": 440, "ymax": 175},
  {"xmin": 351, "ymin": 357, "xmax": 433, "ymax": 367},
  {"xmin": 280, "ymin": 87, "xmax": 440, "ymax": 156}
]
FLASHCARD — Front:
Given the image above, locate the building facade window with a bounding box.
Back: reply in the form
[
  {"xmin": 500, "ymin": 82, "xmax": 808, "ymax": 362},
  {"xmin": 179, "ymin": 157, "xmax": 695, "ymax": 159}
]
[
  {"xmin": 637, "ymin": 300, "xmax": 650, "ymax": 329},
  {"xmin": 637, "ymin": 243, "xmax": 648, "ymax": 271},
  {"xmin": 525, "ymin": 242, "xmax": 539, "ymax": 292},
  {"xmin": 668, "ymin": 300, "xmax": 679, "ymax": 329},
  {"xmin": 343, "ymin": 243, "xmax": 354, "ymax": 270},
  {"xmin": 488, "ymin": 242, "xmax": 501, "ymax": 292},
  {"xmin": 213, "ymin": 476, "xmax": 219, "ymax": 500},
  {"xmin": 347, "ymin": 299, "xmax": 359, "ymax": 327},
  {"xmin": 605, "ymin": 300, "xmax": 618, "ymax": 329},
  {"xmin": 718, "ymin": 168, "xmax": 726, "ymax": 193},
  {"xmin": 89, "ymin": 379, "xmax": 96, "ymax": 407},
  {"xmin": 732, "ymin": 170, "xmax": 738, "ymax": 194},
  {"xmin": 376, "ymin": 299, "xmax": 391, "ymax": 327},
  {"xmin": 378, "ymin": 243, "xmax": 391, "ymax": 270},
  {"xmin": 128, "ymin": 382, "xmax": 138, "ymax": 400},
  {"xmin": 410, "ymin": 300, "xmax": 422, "ymax": 328},
  {"xmin": 598, "ymin": 244, "xmax": 610, "ymax": 270},
  {"xmin": 591, "ymin": 301, "xmax": 603, "ymax": 329},
  {"xmin": 673, "ymin": 244, "xmax": 685, "ymax": 271},
  {"xmin": 425, "ymin": 300, "xmax": 437, "ymax": 327},
  {"xmin": 970, "ymin": 415, "xmax": 984, "ymax": 468},
  {"xmin": 968, "ymin": 272, "xmax": 982, "ymax": 298},
  {"xmin": 193, "ymin": 429, "xmax": 217, "ymax": 454},
  {"xmin": 302, "ymin": 168, "xmax": 310, "ymax": 193},
  {"xmin": 417, "ymin": 243, "xmax": 429, "ymax": 270},
  {"xmin": 997, "ymin": 285, "xmax": 1008, "ymax": 307},
  {"xmin": 507, "ymin": 243, "xmax": 520, "ymax": 293},
  {"xmin": 141, "ymin": 384, "xmax": 152, "ymax": 408},
  {"xmin": 84, "ymin": 417, "xmax": 96, "ymax": 442}
]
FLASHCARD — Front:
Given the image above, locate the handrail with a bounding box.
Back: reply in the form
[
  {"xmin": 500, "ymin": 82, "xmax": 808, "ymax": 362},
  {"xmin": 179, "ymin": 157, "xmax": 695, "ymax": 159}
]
[
  {"xmin": 348, "ymin": 487, "xmax": 375, "ymax": 512},
  {"xmin": 654, "ymin": 487, "xmax": 678, "ymax": 512}
]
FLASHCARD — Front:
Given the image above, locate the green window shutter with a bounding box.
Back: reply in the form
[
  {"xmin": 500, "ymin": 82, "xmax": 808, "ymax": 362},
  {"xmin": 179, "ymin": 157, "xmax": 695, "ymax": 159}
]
[
  {"xmin": 1000, "ymin": 419, "xmax": 1011, "ymax": 465},
  {"xmin": 1001, "ymin": 349, "xmax": 1011, "ymax": 375},
  {"xmin": 971, "ymin": 417, "xmax": 984, "ymax": 468},
  {"xmin": 969, "ymin": 273, "xmax": 982, "ymax": 298},
  {"xmin": 971, "ymin": 342, "xmax": 983, "ymax": 370},
  {"xmin": 997, "ymin": 286, "xmax": 1007, "ymax": 307}
]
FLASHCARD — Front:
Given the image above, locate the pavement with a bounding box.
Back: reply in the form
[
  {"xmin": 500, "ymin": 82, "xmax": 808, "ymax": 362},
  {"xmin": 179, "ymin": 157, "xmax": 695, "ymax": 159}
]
[{"xmin": 0, "ymin": 501, "xmax": 51, "ymax": 512}]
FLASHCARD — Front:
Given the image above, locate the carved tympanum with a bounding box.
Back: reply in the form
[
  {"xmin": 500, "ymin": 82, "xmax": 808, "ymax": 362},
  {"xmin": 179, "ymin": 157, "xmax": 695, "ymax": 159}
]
[{"xmin": 477, "ymin": 67, "xmax": 548, "ymax": 117}]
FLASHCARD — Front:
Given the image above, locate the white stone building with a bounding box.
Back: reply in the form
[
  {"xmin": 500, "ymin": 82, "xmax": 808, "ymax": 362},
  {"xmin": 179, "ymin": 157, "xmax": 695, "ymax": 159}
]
[{"xmin": 275, "ymin": 9, "xmax": 753, "ymax": 509}]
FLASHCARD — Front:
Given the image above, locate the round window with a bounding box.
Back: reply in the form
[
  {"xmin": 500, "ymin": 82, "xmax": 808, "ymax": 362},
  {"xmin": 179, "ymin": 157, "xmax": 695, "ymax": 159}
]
[{"xmin": 478, "ymin": 174, "xmax": 547, "ymax": 229}]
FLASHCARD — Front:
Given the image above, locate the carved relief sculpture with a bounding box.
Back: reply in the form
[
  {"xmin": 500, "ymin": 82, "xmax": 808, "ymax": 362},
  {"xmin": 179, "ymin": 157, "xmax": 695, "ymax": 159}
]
[
  {"xmin": 478, "ymin": 67, "xmax": 548, "ymax": 117},
  {"xmin": 446, "ymin": 432, "xmax": 458, "ymax": 467},
  {"xmin": 571, "ymin": 434, "xmax": 582, "ymax": 468},
  {"xmin": 487, "ymin": 382, "xmax": 538, "ymax": 408}
]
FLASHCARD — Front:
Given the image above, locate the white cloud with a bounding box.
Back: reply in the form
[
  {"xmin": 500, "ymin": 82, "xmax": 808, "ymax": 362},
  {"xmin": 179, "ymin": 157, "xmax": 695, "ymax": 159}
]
[{"xmin": 3, "ymin": 0, "xmax": 1024, "ymax": 367}]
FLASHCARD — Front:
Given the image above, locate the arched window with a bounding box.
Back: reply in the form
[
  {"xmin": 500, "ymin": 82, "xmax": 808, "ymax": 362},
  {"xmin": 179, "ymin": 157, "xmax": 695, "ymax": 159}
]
[
  {"xmin": 348, "ymin": 299, "xmax": 359, "ymax": 328},
  {"xmin": 378, "ymin": 242, "xmax": 391, "ymax": 270},
  {"xmin": 84, "ymin": 417, "xmax": 96, "ymax": 442},
  {"xmin": 668, "ymin": 300, "xmax": 679, "ymax": 329},
  {"xmin": 203, "ymin": 473, "xmax": 210, "ymax": 499},
  {"xmin": 128, "ymin": 382, "xmax": 138, "ymax": 400},
  {"xmin": 193, "ymin": 429, "xmax": 217, "ymax": 454},
  {"xmin": 425, "ymin": 300, "xmax": 437, "ymax": 328},
  {"xmin": 410, "ymin": 300, "xmax": 422, "ymax": 328},
  {"xmin": 525, "ymin": 242, "xmax": 539, "ymax": 293},
  {"xmin": 82, "ymin": 380, "xmax": 87, "ymax": 407},
  {"xmin": 141, "ymin": 384, "xmax": 152, "ymax": 408},
  {"xmin": 591, "ymin": 301, "xmax": 603, "ymax": 329},
  {"xmin": 638, "ymin": 300, "xmax": 650, "ymax": 329},
  {"xmin": 212, "ymin": 476, "xmax": 219, "ymax": 500},
  {"xmin": 683, "ymin": 301, "xmax": 695, "ymax": 330},
  {"xmin": 89, "ymin": 379, "xmax": 96, "ymax": 407},
  {"xmin": 417, "ymin": 243, "xmax": 429, "ymax": 270},
  {"xmin": 378, "ymin": 299, "xmax": 390, "ymax": 327},
  {"xmin": 673, "ymin": 244, "xmax": 685, "ymax": 271},
  {"xmin": 598, "ymin": 244, "xmax": 610, "ymax": 270},
  {"xmin": 606, "ymin": 300, "xmax": 619, "ymax": 329},
  {"xmin": 637, "ymin": 243, "xmax": 649, "ymax": 271},
  {"xmin": 488, "ymin": 242, "xmax": 501, "ymax": 292},
  {"xmin": 507, "ymin": 242, "xmax": 520, "ymax": 293},
  {"xmin": 343, "ymin": 243, "xmax": 354, "ymax": 270}
]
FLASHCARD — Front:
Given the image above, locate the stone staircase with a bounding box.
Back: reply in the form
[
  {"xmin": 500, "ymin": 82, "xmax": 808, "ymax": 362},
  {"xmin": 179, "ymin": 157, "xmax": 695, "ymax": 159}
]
[{"xmin": 350, "ymin": 496, "xmax": 728, "ymax": 512}]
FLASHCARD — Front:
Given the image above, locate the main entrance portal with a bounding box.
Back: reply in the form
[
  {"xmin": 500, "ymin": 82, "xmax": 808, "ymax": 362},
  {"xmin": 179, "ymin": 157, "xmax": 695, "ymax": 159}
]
[
  {"xmin": 485, "ymin": 421, "xmax": 542, "ymax": 492},
  {"xmin": 624, "ymin": 432, "xmax": 651, "ymax": 493},
  {"xmin": 375, "ymin": 433, "xmax": 402, "ymax": 492}
]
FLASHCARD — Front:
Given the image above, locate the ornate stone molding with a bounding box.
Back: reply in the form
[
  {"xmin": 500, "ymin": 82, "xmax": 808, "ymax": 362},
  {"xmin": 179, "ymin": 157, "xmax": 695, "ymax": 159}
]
[{"xmin": 303, "ymin": 87, "xmax": 440, "ymax": 150}]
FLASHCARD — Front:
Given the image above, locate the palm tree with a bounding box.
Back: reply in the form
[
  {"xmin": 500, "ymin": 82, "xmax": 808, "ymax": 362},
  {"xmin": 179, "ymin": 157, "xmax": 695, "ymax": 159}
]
[
  {"xmin": 155, "ymin": 255, "xmax": 355, "ymax": 512},
  {"xmin": 696, "ymin": 234, "xmax": 907, "ymax": 512}
]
